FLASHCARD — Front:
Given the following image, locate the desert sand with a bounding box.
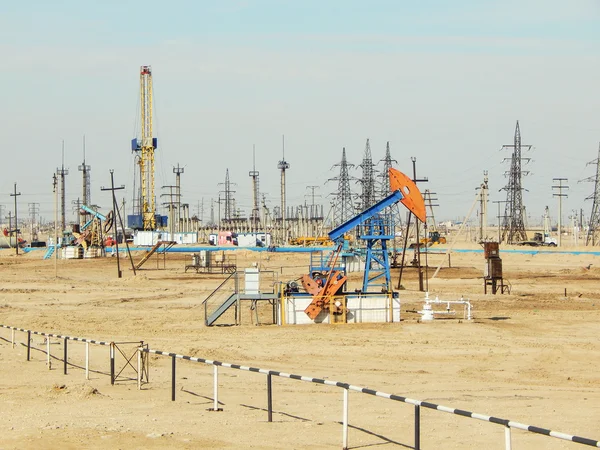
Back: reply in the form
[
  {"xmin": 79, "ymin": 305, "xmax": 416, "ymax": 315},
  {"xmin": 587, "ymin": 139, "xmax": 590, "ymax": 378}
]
[{"xmin": 0, "ymin": 245, "xmax": 599, "ymax": 449}]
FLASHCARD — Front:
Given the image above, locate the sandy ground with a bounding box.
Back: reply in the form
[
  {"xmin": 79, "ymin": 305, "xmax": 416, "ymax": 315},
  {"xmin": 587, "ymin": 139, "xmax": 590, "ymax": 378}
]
[{"xmin": 1, "ymin": 245, "xmax": 599, "ymax": 449}]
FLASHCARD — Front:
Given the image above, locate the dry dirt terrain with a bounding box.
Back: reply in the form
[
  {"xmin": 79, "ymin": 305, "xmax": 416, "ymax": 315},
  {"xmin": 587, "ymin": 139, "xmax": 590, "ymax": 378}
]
[{"xmin": 0, "ymin": 245, "xmax": 599, "ymax": 449}]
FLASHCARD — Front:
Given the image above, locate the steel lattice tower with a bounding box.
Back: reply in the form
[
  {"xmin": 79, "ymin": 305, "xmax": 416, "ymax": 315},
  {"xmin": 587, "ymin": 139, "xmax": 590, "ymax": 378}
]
[
  {"xmin": 359, "ymin": 138, "xmax": 377, "ymax": 210},
  {"xmin": 501, "ymin": 121, "xmax": 531, "ymax": 244},
  {"xmin": 582, "ymin": 143, "xmax": 600, "ymax": 245},
  {"xmin": 57, "ymin": 141, "xmax": 69, "ymax": 232},
  {"xmin": 219, "ymin": 169, "xmax": 236, "ymax": 222},
  {"xmin": 249, "ymin": 145, "xmax": 260, "ymax": 231},
  {"xmin": 277, "ymin": 136, "xmax": 290, "ymax": 242},
  {"xmin": 131, "ymin": 65, "xmax": 157, "ymax": 230},
  {"xmin": 329, "ymin": 147, "xmax": 355, "ymax": 227},
  {"xmin": 379, "ymin": 141, "xmax": 397, "ymax": 199}
]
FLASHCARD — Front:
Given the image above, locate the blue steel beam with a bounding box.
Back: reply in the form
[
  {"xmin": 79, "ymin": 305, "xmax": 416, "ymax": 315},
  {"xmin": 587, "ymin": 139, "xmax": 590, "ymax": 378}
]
[
  {"xmin": 328, "ymin": 190, "xmax": 402, "ymax": 243},
  {"xmin": 81, "ymin": 204, "xmax": 107, "ymax": 222}
]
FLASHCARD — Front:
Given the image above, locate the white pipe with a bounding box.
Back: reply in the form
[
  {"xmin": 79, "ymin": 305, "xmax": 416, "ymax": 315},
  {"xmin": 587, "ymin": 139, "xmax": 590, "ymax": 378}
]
[
  {"xmin": 424, "ymin": 296, "xmax": 472, "ymax": 321},
  {"xmin": 213, "ymin": 365, "xmax": 219, "ymax": 411},
  {"xmin": 342, "ymin": 388, "xmax": 349, "ymax": 449},
  {"xmin": 505, "ymin": 426, "xmax": 512, "ymax": 450}
]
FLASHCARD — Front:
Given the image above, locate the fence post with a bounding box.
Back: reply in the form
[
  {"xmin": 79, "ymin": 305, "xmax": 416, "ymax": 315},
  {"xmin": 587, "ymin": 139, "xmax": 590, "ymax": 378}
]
[
  {"xmin": 137, "ymin": 348, "xmax": 142, "ymax": 390},
  {"xmin": 46, "ymin": 338, "xmax": 51, "ymax": 369},
  {"xmin": 26, "ymin": 331, "xmax": 31, "ymax": 361},
  {"xmin": 267, "ymin": 373, "xmax": 273, "ymax": 422},
  {"xmin": 85, "ymin": 342, "xmax": 89, "ymax": 380},
  {"xmin": 415, "ymin": 404, "xmax": 421, "ymax": 450},
  {"xmin": 212, "ymin": 365, "xmax": 220, "ymax": 411},
  {"xmin": 342, "ymin": 388, "xmax": 349, "ymax": 450},
  {"xmin": 110, "ymin": 343, "xmax": 115, "ymax": 385},
  {"xmin": 505, "ymin": 426, "xmax": 512, "ymax": 450},
  {"xmin": 63, "ymin": 338, "xmax": 68, "ymax": 375},
  {"xmin": 171, "ymin": 355, "xmax": 176, "ymax": 401}
]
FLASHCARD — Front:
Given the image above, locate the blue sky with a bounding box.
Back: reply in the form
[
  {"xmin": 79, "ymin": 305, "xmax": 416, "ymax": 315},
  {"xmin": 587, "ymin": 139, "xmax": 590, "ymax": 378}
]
[{"xmin": 1, "ymin": 0, "xmax": 599, "ymax": 226}]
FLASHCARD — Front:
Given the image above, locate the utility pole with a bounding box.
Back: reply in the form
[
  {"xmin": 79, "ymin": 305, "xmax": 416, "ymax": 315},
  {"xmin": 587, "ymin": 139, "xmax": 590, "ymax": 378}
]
[
  {"xmin": 53, "ymin": 172, "xmax": 58, "ymax": 276},
  {"xmin": 58, "ymin": 141, "xmax": 69, "ymax": 233},
  {"xmin": 161, "ymin": 185, "xmax": 178, "ymax": 238},
  {"xmin": 476, "ymin": 171, "xmax": 489, "ymax": 241},
  {"xmin": 10, "ymin": 183, "xmax": 21, "ymax": 255},
  {"xmin": 397, "ymin": 157, "xmax": 428, "ymax": 292},
  {"xmin": 249, "ymin": 146, "xmax": 261, "ymax": 232},
  {"xmin": 492, "ymin": 200, "xmax": 507, "ymax": 243},
  {"xmin": 173, "ymin": 163, "xmax": 184, "ymax": 233},
  {"xmin": 411, "ymin": 158, "xmax": 428, "ymax": 292},
  {"xmin": 78, "ymin": 136, "xmax": 91, "ymax": 226},
  {"xmin": 552, "ymin": 178, "xmax": 569, "ymax": 247},
  {"xmin": 305, "ymin": 185, "xmax": 321, "ymax": 219},
  {"xmin": 423, "ymin": 190, "xmax": 439, "ymax": 232},
  {"xmin": 101, "ymin": 170, "xmax": 136, "ymax": 278},
  {"xmin": 277, "ymin": 135, "xmax": 290, "ymax": 244}
]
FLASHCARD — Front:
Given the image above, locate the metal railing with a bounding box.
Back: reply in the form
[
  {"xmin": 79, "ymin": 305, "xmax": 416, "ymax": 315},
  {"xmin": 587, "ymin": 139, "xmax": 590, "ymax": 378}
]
[
  {"xmin": 140, "ymin": 347, "xmax": 600, "ymax": 450},
  {"xmin": 2, "ymin": 323, "xmax": 599, "ymax": 449}
]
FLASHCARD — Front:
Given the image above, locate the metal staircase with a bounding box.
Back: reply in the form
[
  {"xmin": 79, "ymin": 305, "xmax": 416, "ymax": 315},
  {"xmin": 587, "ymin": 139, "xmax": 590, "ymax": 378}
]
[
  {"xmin": 135, "ymin": 241, "xmax": 176, "ymax": 269},
  {"xmin": 202, "ymin": 272, "xmax": 239, "ymax": 326},
  {"xmin": 43, "ymin": 245, "xmax": 56, "ymax": 260},
  {"xmin": 205, "ymin": 293, "xmax": 238, "ymax": 326}
]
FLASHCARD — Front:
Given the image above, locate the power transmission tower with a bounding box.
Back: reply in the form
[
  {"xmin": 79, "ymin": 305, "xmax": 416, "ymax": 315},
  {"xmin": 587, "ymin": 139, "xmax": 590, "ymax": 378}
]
[
  {"xmin": 580, "ymin": 143, "xmax": 600, "ymax": 245},
  {"xmin": 210, "ymin": 198, "xmax": 215, "ymax": 226},
  {"xmin": 358, "ymin": 138, "xmax": 377, "ymax": 210},
  {"xmin": 78, "ymin": 136, "xmax": 91, "ymax": 226},
  {"xmin": 552, "ymin": 178, "xmax": 568, "ymax": 247},
  {"xmin": 249, "ymin": 145, "xmax": 260, "ymax": 231},
  {"xmin": 218, "ymin": 169, "xmax": 236, "ymax": 223},
  {"xmin": 58, "ymin": 141, "xmax": 69, "ymax": 232},
  {"xmin": 329, "ymin": 147, "xmax": 355, "ymax": 227},
  {"xmin": 500, "ymin": 121, "xmax": 531, "ymax": 244},
  {"xmin": 379, "ymin": 141, "xmax": 397, "ymax": 199}
]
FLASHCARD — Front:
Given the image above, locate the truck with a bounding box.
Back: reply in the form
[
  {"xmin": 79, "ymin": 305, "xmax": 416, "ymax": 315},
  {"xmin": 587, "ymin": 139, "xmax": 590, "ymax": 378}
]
[{"xmin": 518, "ymin": 207, "xmax": 557, "ymax": 247}]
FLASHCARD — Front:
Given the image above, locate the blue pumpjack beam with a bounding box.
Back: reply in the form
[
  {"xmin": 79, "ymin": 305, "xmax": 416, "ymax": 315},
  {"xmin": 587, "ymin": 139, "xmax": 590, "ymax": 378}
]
[
  {"xmin": 80, "ymin": 204, "xmax": 107, "ymax": 222},
  {"xmin": 328, "ymin": 191, "xmax": 403, "ymax": 243}
]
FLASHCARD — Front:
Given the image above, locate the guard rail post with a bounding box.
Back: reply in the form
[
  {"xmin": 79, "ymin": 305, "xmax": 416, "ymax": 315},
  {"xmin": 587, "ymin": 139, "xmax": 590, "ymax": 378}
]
[
  {"xmin": 267, "ymin": 373, "xmax": 273, "ymax": 422},
  {"xmin": 26, "ymin": 330, "xmax": 31, "ymax": 361}
]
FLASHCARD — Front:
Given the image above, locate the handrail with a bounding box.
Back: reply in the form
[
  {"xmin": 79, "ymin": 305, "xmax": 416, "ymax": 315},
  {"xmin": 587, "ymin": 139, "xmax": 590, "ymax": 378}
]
[
  {"xmin": 202, "ymin": 271, "xmax": 237, "ymax": 325},
  {"xmin": 143, "ymin": 347, "xmax": 600, "ymax": 449}
]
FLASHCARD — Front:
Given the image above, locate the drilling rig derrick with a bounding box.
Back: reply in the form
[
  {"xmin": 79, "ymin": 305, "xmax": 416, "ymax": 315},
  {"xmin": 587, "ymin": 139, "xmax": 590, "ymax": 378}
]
[{"xmin": 131, "ymin": 65, "xmax": 157, "ymax": 230}]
